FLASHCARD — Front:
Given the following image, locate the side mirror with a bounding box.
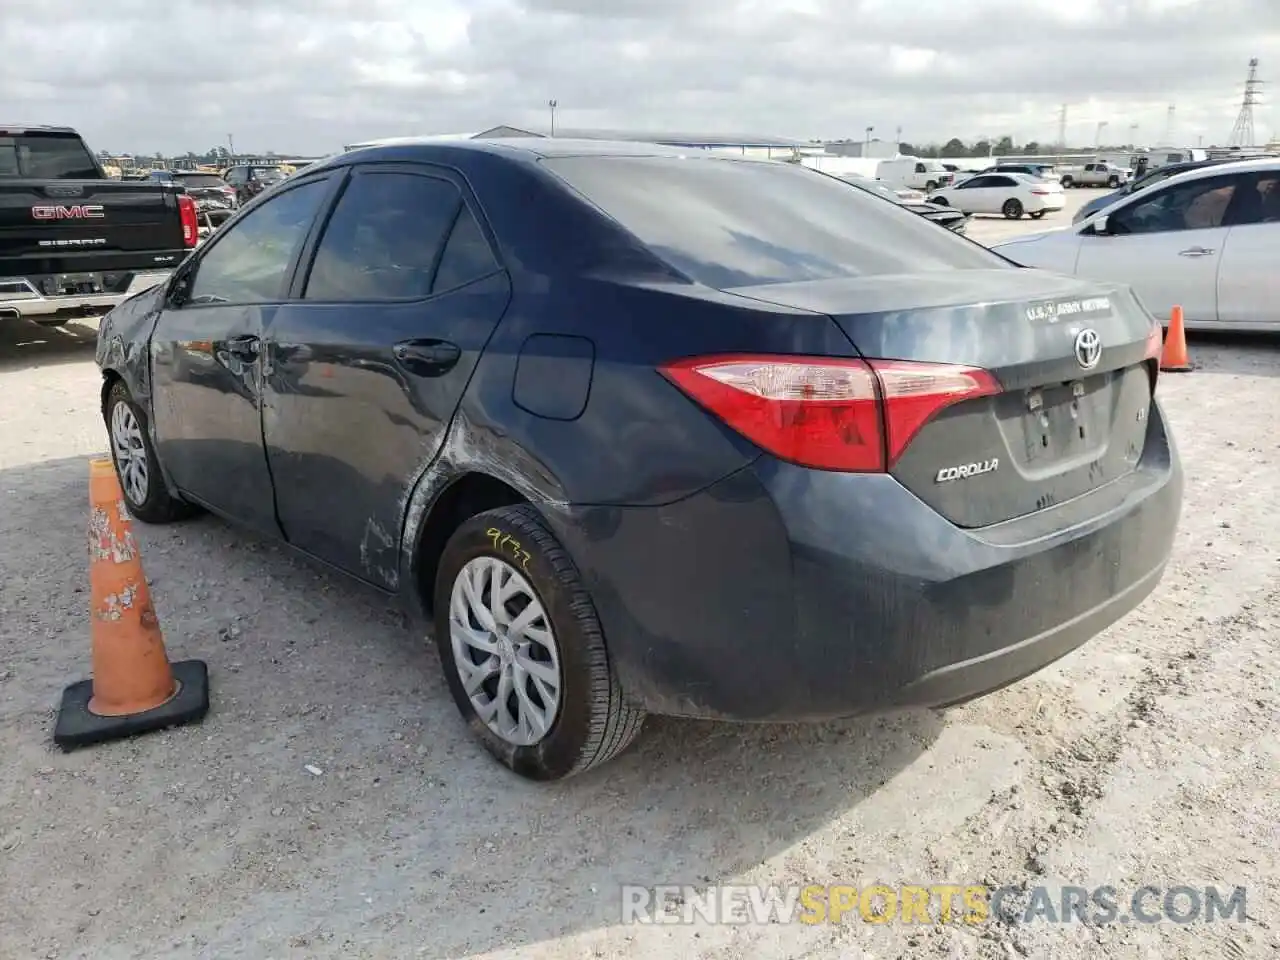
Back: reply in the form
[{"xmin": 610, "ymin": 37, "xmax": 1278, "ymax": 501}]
[{"xmin": 166, "ymin": 265, "xmax": 195, "ymax": 307}]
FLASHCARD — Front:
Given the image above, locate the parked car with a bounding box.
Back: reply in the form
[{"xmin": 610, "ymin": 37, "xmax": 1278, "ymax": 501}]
[
  {"xmin": 149, "ymin": 170, "xmax": 239, "ymax": 228},
  {"xmin": 927, "ymin": 172, "xmax": 1066, "ymax": 219},
  {"xmin": 981, "ymin": 163, "xmax": 1059, "ymax": 180},
  {"xmin": 992, "ymin": 158, "xmax": 1280, "ymax": 331},
  {"xmin": 222, "ymin": 164, "xmax": 286, "ymax": 204},
  {"xmin": 0, "ymin": 123, "xmax": 198, "ymax": 326},
  {"xmin": 1060, "ymin": 162, "xmax": 1132, "ymax": 189},
  {"xmin": 840, "ymin": 174, "xmax": 970, "ymax": 232},
  {"xmin": 1073, "ymin": 156, "xmax": 1263, "ymax": 224},
  {"xmin": 96, "ymin": 138, "xmax": 1180, "ymax": 780}
]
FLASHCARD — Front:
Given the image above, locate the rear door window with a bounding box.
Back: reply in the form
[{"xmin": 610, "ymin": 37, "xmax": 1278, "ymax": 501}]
[
  {"xmin": 302, "ymin": 170, "xmax": 462, "ymax": 301},
  {"xmin": 432, "ymin": 206, "xmax": 500, "ymax": 293},
  {"xmin": 541, "ymin": 156, "xmax": 1003, "ymax": 288}
]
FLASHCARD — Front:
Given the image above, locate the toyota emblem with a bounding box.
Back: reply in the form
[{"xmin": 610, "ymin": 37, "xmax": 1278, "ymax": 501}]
[{"xmin": 1074, "ymin": 328, "xmax": 1101, "ymax": 369}]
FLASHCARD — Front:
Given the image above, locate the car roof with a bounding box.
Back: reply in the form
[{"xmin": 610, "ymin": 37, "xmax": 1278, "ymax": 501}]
[
  {"xmin": 1143, "ymin": 155, "xmax": 1280, "ymax": 187},
  {"xmin": 0, "ymin": 123, "xmax": 79, "ymax": 135},
  {"xmin": 341, "ymin": 137, "xmax": 756, "ymax": 163}
]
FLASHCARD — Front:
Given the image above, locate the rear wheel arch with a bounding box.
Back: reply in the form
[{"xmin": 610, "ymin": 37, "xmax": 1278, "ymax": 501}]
[{"xmin": 412, "ymin": 471, "xmax": 531, "ymax": 616}]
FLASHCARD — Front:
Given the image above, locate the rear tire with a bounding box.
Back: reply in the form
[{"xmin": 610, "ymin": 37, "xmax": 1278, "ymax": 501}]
[
  {"xmin": 1002, "ymin": 198, "xmax": 1024, "ymax": 219},
  {"xmin": 1030, "ymin": 211, "xmax": 1046, "ymax": 219},
  {"xmin": 104, "ymin": 380, "xmax": 198, "ymax": 524},
  {"xmin": 1061, "ymin": 176, "xmax": 1073, "ymax": 187},
  {"xmin": 925, "ymin": 180, "xmax": 938, "ymax": 192},
  {"xmin": 931, "ymin": 196, "xmax": 949, "ymax": 206},
  {"xmin": 433, "ymin": 504, "xmax": 646, "ymax": 781}
]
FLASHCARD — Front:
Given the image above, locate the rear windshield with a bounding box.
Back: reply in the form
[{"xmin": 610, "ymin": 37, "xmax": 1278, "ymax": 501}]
[
  {"xmin": 542, "ymin": 156, "xmax": 1004, "ymax": 288},
  {"xmin": 253, "ymin": 167, "xmax": 285, "ymax": 181},
  {"xmin": 0, "ymin": 133, "xmax": 100, "ymax": 179},
  {"xmin": 177, "ymin": 174, "xmax": 227, "ymax": 188}
]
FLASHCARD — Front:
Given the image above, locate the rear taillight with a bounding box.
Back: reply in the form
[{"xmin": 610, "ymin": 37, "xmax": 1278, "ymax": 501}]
[
  {"xmin": 658, "ymin": 355, "xmax": 1000, "ymax": 472},
  {"xmin": 1030, "ymin": 187, "xmax": 1051, "ymax": 195},
  {"xmin": 177, "ymin": 194, "xmax": 199, "ymax": 246}
]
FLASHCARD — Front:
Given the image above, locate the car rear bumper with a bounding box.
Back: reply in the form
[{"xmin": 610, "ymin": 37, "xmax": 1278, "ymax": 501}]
[
  {"xmin": 550, "ymin": 398, "xmax": 1181, "ymax": 722},
  {"xmin": 0, "ymin": 270, "xmax": 172, "ymax": 323}
]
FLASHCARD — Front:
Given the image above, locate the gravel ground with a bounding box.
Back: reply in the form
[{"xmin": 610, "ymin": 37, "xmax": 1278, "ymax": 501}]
[{"xmin": 2, "ymin": 191, "xmax": 1278, "ymax": 960}]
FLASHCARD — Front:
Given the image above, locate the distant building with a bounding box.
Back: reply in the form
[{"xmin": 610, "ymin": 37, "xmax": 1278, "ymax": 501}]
[{"xmin": 823, "ymin": 138, "xmax": 898, "ymax": 160}]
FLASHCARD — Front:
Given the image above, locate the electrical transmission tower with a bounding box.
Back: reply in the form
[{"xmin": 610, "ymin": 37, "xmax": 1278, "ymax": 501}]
[
  {"xmin": 1162, "ymin": 105, "xmax": 1176, "ymax": 144},
  {"xmin": 1057, "ymin": 104, "xmax": 1068, "ymax": 147},
  {"xmin": 1228, "ymin": 58, "xmax": 1263, "ymax": 147}
]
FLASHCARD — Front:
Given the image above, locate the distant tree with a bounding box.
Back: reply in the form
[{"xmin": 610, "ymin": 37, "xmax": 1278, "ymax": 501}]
[
  {"xmin": 994, "ymin": 136, "xmax": 1015, "ymax": 156},
  {"xmin": 898, "ymin": 142, "xmax": 916, "ymax": 156},
  {"xmin": 969, "ymin": 140, "xmax": 992, "ymax": 158},
  {"xmin": 1022, "ymin": 141, "xmax": 1042, "ymax": 154},
  {"xmin": 941, "ymin": 137, "xmax": 967, "ymax": 156}
]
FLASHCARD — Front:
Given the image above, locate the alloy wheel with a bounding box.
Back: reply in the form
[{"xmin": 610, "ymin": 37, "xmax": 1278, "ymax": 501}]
[
  {"xmin": 449, "ymin": 556, "xmax": 563, "ymax": 746},
  {"xmin": 109, "ymin": 401, "xmax": 149, "ymax": 506}
]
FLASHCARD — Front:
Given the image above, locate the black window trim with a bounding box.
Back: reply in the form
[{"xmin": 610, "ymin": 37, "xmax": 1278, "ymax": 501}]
[
  {"xmin": 169, "ymin": 171, "xmax": 341, "ymax": 310},
  {"xmin": 289, "ymin": 160, "xmax": 505, "ymax": 305}
]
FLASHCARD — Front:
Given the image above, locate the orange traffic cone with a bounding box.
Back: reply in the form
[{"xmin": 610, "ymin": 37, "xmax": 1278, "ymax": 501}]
[
  {"xmin": 53, "ymin": 457, "xmax": 209, "ymax": 749},
  {"xmin": 1160, "ymin": 305, "xmax": 1193, "ymax": 373}
]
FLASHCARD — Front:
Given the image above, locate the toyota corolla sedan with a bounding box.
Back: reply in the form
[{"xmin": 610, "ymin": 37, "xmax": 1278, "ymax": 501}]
[{"xmin": 95, "ymin": 139, "xmax": 1182, "ymax": 780}]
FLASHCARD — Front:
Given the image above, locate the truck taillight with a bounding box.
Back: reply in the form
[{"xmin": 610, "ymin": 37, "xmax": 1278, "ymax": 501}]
[
  {"xmin": 658, "ymin": 355, "xmax": 1000, "ymax": 472},
  {"xmin": 177, "ymin": 194, "xmax": 199, "ymax": 247}
]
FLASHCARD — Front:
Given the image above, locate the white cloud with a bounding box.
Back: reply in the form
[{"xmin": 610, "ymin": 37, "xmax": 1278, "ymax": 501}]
[{"xmin": 1, "ymin": 0, "xmax": 1276, "ymax": 154}]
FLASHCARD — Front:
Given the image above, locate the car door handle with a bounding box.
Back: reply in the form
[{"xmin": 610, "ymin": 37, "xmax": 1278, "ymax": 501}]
[
  {"xmin": 393, "ymin": 339, "xmax": 461, "ymax": 376},
  {"xmin": 1178, "ymin": 247, "xmax": 1215, "ymax": 257},
  {"xmin": 225, "ymin": 334, "xmax": 260, "ymax": 360}
]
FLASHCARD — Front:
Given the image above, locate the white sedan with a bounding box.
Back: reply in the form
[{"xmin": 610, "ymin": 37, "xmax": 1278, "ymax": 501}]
[
  {"xmin": 927, "ymin": 172, "xmax": 1066, "ymax": 219},
  {"xmin": 991, "ymin": 157, "xmax": 1280, "ymax": 332}
]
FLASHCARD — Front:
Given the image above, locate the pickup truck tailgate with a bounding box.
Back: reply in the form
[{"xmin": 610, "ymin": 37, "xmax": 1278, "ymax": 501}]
[{"xmin": 0, "ymin": 179, "xmax": 184, "ymax": 259}]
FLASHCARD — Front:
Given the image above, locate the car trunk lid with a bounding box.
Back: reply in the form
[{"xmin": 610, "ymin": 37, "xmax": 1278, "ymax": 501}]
[{"xmin": 727, "ymin": 268, "xmax": 1161, "ymax": 528}]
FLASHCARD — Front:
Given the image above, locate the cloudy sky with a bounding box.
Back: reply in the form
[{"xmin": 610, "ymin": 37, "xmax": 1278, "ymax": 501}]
[{"xmin": 3, "ymin": 0, "xmax": 1278, "ymax": 156}]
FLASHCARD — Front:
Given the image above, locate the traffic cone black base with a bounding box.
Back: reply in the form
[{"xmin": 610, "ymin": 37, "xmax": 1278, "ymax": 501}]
[{"xmin": 54, "ymin": 659, "xmax": 210, "ymax": 751}]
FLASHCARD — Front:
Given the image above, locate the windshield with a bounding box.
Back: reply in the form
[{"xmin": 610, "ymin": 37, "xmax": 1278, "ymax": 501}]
[
  {"xmin": 542, "ymin": 155, "xmax": 1005, "ymax": 288},
  {"xmin": 178, "ymin": 174, "xmax": 228, "ymax": 188},
  {"xmin": 254, "ymin": 168, "xmax": 285, "ymax": 182},
  {"xmin": 0, "ymin": 133, "xmax": 99, "ymax": 179}
]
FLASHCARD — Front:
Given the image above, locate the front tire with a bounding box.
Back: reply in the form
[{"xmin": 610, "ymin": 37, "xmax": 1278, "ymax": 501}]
[
  {"xmin": 1030, "ymin": 210, "xmax": 1046, "ymax": 219},
  {"xmin": 105, "ymin": 380, "xmax": 197, "ymax": 524},
  {"xmin": 1002, "ymin": 198, "xmax": 1024, "ymax": 219},
  {"xmin": 925, "ymin": 180, "xmax": 938, "ymax": 192},
  {"xmin": 931, "ymin": 196, "xmax": 949, "ymax": 206},
  {"xmin": 433, "ymin": 504, "xmax": 645, "ymax": 780}
]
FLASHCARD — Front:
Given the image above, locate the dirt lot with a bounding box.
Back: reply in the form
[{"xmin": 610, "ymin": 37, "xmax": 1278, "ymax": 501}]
[{"xmin": 2, "ymin": 189, "xmax": 1278, "ymax": 960}]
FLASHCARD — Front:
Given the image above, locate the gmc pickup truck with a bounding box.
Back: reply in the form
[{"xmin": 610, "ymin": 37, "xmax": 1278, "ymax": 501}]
[{"xmin": 0, "ymin": 124, "xmax": 198, "ymax": 326}]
